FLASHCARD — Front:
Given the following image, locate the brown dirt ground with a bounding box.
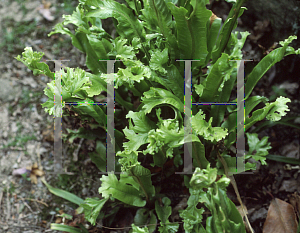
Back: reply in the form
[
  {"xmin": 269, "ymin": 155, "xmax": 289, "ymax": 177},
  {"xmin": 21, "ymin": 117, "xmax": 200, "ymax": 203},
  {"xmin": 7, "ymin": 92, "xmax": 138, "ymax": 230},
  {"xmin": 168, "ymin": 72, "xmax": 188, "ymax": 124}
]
[{"xmin": 0, "ymin": 0, "xmax": 299, "ymax": 233}]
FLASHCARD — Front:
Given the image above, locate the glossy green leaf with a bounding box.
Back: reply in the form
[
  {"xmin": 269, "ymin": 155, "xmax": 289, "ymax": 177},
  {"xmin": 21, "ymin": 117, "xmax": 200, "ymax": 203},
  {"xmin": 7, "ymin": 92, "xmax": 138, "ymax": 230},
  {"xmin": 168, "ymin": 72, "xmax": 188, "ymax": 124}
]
[
  {"xmin": 143, "ymin": 118, "xmax": 183, "ymax": 158},
  {"xmin": 15, "ymin": 47, "xmax": 54, "ymax": 79},
  {"xmin": 41, "ymin": 76, "xmax": 87, "ymax": 116},
  {"xmin": 122, "ymin": 127, "xmax": 149, "ymax": 152},
  {"xmin": 133, "ymin": 208, "xmax": 150, "ymax": 227},
  {"xmin": 75, "ymin": 32, "xmax": 106, "ymax": 74},
  {"xmin": 189, "ymin": 167, "xmax": 246, "ymax": 233},
  {"xmin": 212, "ymin": 0, "xmax": 247, "ymax": 63},
  {"xmin": 191, "ymin": 110, "xmax": 228, "ymax": 142},
  {"xmin": 245, "ymin": 96, "xmax": 291, "ymax": 131},
  {"xmin": 125, "ymin": 0, "xmax": 142, "ymax": 16},
  {"xmin": 228, "ymin": 31, "xmax": 250, "ymax": 59},
  {"xmin": 98, "ymin": 173, "xmax": 146, "ymax": 207},
  {"xmin": 60, "ymin": 68, "xmax": 90, "ymax": 96},
  {"xmin": 149, "ymin": 48, "xmax": 169, "ymax": 74},
  {"xmin": 108, "ymin": 37, "xmax": 136, "ymax": 60},
  {"xmin": 266, "ymin": 154, "xmax": 300, "ymax": 165},
  {"xmin": 117, "ymin": 151, "xmax": 141, "ymax": 172},
  {"xmin": 141, "ymin": 87, "xmax": 184, "ymax": 114},
  {"xmin": 73, "ymin": 102, "xmax": 107, "ymax": 128},
  {"xmin": 80, "ymin": 197, "xmax": 108, "ymax": 225},
  {"xmin": 85, "ymin": 0, "xmax": 146, "ymax": 43},
  {"xmin": 208, "ymin": 189, "xmax": 246, "ymax": 233},
  {"xmin": 245, "ymin": 133, "xmax": 271, "ymax": 166},
  {"xmin": 198, "ymin": 53, "xmax": 232, "ymax": 102},
  {"xmin": 51, "ymin": 224, "xmax": 85, "ymax": 233},
  {"xmin": 86, "ymin": 34, "xmax": 109, "ymax": 62},
  {"xmin": 129, "ymin": 165, "xmax": 156, "ymax": 200},
  {"xmin": 84, "ymin": 72, "xmax": 107, "ymax": 97},
  {"xmin": 167, "ymin": 3, "xmax": 192, "ymax": 59},
  {"xmin": 41, "ymin": 177, "xmax": 84, "ymax": 206},
  {"xmin": 155, "ymin": 197, "xmax": 179, "ymax": 232},
  {"xmin": 126, "ymin": 111, "xmax": 157, "ymax": 134},
  {"xmin": 250, "ymin": 116, "xmax": 300, "ymax": 133},
  {"xmin": 48, "ymin": 5, "xmax": 109, "ymax": 74},
  {"xmin": 63, "ymin": 5, "xmax": 90, "ymax": 34},
  {"xmin": 48, "ymin": 23, "xmax": 84, "ymax": 52},
  {"xmin": 179, "ymin": 187, "xmax": 206, "ymax": 232},
  {"xmin": 192, "ymin": 141, "xmax": 209, "ymax": 169},
  {"xmin": 206, "ymin": 15, "xmax": 222, "ymax": 64},
  {"xmin": 130, "ymin": 224, "xmax": 150, "ymax": 233},
  {"xmin": 146, "ymin": 0, "xmax": 178, "ymax": 61},
  {"xmin": 190, "ymin": 166, "xmax": 218, "ymax": 190},
  {"xmin": 148, "ymin": 210, "xmax": 158, "ymax": 233},
  {"xmin": 210, "ymin": 67, "xmax": 237, "ymax": 126},
  {"xmin": 245, "ymin": 35, "xmax": 300, "ymax": 100},
  {"xmin": 245, "ymin": 96, "xmax": 269, "ymax": 117},
  {"xmin": 188, "ymin": 0, "xmax": 212, "ymax": 66},
  {"xmin": 151, "ymin": 64, "xmax": 184, "ymax": 102}
]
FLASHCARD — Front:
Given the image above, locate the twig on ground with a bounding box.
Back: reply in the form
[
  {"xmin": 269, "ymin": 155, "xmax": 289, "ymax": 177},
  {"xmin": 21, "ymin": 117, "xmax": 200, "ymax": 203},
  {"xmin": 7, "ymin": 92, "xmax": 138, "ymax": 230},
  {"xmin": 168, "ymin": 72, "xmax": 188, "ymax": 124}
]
[
  {"xmin": 22, "ymin": 199, "xmax": 34, "ymax": 213},
  {"xmin": 217, "ymin": 152, "xmax": 255, "ymax": 233},
  {"xmin": 18, "ymin": 197, "xmax": 49, "ymax": 207},
  {"xmin": 6, "ymin": 189, "xmax": 10, "ymax": 222},
  {"xmin": 0, "ymin": 191, "xmax": 3, "ymax": 210}
]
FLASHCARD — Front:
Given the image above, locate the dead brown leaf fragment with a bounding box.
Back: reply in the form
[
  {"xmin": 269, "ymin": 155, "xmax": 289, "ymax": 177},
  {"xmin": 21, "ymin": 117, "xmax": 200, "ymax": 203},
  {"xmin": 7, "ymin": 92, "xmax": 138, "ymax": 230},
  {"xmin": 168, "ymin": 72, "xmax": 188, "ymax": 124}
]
[
  {"xmin": 26, "ymin": 162, "xmax": 45, "ymax": 184},
  {"xmin": 38, "ymin": 0, "xmax": 55, "ymax": 21},
  {"xmin": 263, "ymin": 198, "xmax": 298, "ymax": 233},
  {"xmin": 289, "ymin": 192, "xmax": 300, "ymax": 219},
  {"xmin": 209, "ymin": 12, "xmax": 219, "ymax": 27}
]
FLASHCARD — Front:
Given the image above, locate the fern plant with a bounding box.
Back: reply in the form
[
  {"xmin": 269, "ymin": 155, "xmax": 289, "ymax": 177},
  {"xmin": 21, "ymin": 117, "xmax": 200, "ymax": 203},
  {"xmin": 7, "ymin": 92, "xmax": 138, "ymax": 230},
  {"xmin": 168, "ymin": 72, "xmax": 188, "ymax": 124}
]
[{"xmin": 16, "ymin": 0, "xmax": 299, "ymax": 232}]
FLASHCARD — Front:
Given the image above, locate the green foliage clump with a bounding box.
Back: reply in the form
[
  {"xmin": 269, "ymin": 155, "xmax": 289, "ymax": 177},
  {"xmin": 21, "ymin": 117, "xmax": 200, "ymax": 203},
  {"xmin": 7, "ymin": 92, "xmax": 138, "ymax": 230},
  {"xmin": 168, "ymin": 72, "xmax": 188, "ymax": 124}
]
[{"xmin": 16, "ymin": 0, "xmax": 299, "ymax": 232}]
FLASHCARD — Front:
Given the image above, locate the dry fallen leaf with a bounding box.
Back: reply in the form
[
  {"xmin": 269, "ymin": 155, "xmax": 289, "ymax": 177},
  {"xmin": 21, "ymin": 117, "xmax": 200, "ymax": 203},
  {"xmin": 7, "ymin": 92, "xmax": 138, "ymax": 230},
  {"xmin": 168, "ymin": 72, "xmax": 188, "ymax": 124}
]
[
  {"xmin": 263, "ymin": 198, "xmax": 298, "ymax": 233},
  {"xmin": 55, "ymin": 217, "xmax": 62, "ymax": 223},
  {"xmin": 26, "ymin": 162, "xmax": 45, "ymax": 184},
  {"xmin": 38, "ymin": 0, "xmax": 54, "ymax": 21},
  {"xmin": 42, "ymin": 124, "xmax": 54, "ymax": 142},
  {"xmin": 289, "ymin": 192, "xmax": 300, "ymax": 220}
]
